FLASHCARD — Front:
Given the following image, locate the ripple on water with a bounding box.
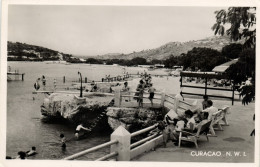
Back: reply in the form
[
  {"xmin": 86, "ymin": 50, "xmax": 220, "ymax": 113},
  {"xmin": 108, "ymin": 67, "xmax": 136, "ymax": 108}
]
[{"xmin": 223, "ymin": 137, "xmax": 245, "ymax": 142}]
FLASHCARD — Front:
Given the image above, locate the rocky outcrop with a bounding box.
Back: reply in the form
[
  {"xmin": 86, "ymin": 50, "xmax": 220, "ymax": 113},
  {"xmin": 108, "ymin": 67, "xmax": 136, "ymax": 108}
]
[
  {"xmin": 41, "ymin": 93, "xmax": 114, "ymax": 129},
  {"xmin": 106, "ymin": 107, "xmax": 163, "ymax": 133}
]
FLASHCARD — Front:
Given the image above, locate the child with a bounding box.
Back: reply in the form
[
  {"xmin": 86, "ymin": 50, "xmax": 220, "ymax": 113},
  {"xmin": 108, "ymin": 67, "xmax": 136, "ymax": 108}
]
[
  {"xmin": 148, "ymin": 84, "xmax": 156, "ymax": 107},
  {"xmin": 60, "ymin": 134, "xmax": 66, "ymax": 149}
]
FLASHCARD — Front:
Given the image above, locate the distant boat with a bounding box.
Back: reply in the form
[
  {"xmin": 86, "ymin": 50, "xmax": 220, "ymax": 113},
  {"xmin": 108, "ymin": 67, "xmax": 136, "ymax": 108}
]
[{"xmin": 154, "ymin": 64, "xmax": 165, "ymax": 68}]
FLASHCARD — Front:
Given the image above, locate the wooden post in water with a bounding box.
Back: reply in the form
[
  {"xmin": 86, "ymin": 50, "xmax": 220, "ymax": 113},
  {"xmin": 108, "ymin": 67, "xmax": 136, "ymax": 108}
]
[
  {"xmin": 110, "ymin": 126, "xmax": 131, "ymax": 161},
  {"xmin": 22, "ymin": 74, "xmax": 24, "ymax": 81},
  {"xmin": 63, "ymin": 76, "xmax": 66, "ymax": 83},
  {"xmin": 85, "ymin": 77, "xmax": 87, "ymax": 83}
]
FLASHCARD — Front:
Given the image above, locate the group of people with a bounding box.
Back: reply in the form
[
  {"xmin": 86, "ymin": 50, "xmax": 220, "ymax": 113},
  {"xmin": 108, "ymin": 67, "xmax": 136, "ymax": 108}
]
[
  {"xmin": 160, "ymin": 96, "xmax": 217, "ymax": 147},
  {"xmin": 134, "ymin": 74, "xmax": 156, "ymax": 108},
  {"xmin": 58, "ymin": 123, "xmax": 91, "ymax": 150},
  {"xmin": 7, "ymin": 123, "xmax": 91, "ymax": 159}
]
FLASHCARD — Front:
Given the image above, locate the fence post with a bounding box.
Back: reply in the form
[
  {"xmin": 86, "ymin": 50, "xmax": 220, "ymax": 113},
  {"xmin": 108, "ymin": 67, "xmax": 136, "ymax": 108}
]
[
  {"xmin": 114, "ymin": 90, "xmax": 121, "ymax": 107},
  {"xmin": 160, "ymin": 90, "xmax": 165, "ymax": 107},
  {"xmin": 110, "ymin": 126, "xmax": 131, "ymax": 161}
]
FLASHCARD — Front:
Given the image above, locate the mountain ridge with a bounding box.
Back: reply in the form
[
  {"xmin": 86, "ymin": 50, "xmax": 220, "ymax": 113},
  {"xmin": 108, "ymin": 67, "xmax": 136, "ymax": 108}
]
[{"xmin": 94, "ymin": 35, "xmax": 241, "ymax": 60}]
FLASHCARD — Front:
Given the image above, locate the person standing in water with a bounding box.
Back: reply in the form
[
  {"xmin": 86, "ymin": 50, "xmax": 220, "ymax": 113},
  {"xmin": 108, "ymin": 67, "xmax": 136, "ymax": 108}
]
[
  {"xmin": 53, "ymin": 78, "xmax": 57, "ymax": 91},
  {"xmin": 42, "ymin": 75, "xmax": 46, "ymax": 90},
  {"xmin": 34, "ymin": 78, "xmax": 41, "ymax": 91},
  {"xmin": 60, "ymin": 134, "xmax": 66, "ymax": 149}
]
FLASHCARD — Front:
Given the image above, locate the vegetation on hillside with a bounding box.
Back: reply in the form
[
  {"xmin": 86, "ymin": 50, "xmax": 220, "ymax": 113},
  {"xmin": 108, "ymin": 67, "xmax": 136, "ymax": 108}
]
[{"xmin": 7, "ymin": 41, "xmax": 74, "ymax": 62}]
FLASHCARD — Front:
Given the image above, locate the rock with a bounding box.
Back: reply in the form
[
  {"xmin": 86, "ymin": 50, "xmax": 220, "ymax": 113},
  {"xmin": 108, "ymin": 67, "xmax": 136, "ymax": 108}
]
[
  {"xmin": 106, "ymin": 107, "xmax": 158, "ymax": 132},
  {"xmin": 41, "ymin": 92, "xmax": 114, "ymax": 128}
]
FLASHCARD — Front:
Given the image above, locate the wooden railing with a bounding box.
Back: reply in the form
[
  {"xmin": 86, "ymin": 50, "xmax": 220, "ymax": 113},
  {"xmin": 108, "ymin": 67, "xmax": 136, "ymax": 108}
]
[{"xmin": 116, "ymin": 89, "xmax": 194, "ymax": 113}]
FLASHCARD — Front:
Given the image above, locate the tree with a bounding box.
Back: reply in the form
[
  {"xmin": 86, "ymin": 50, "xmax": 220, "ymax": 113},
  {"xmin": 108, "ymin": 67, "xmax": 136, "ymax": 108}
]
[
  {"xmin": 221, "ymin": 43, "xmax": 243, "ymax": 59},
  {"xmin": 131, "ymin": 57, "xmax": 147, "ymax": 65},
  {"xmin": 212, "ymin": 7, "xmax": 256, "ymax": 48},
  {"xmin": 179, "ymin": 47, "xmax": 227, "ymax": 71},
  {"xmin": 213, "ymin": 7, "xmax": 256, "ymax": 105},
  {"xmin": 226, "ymin": 48, "xmax": 255, "ymax": 105}
]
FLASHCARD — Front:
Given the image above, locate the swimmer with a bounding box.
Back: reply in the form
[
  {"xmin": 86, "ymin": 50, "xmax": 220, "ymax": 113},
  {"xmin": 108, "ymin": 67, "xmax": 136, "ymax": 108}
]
[
  {"xmin": 16, "ymin": 151, "xmax": 26, "ymax": 159},
  {"xmin": 26, "ymin": 146, "xmax": 37, "ymax": 157},
  {"xmin": 60, "ymin": 134, "xmax": 66, "ymax": 149},
  {"xmin": 75, "ymin": 124, "xmax": 91, "ymax": 139}
]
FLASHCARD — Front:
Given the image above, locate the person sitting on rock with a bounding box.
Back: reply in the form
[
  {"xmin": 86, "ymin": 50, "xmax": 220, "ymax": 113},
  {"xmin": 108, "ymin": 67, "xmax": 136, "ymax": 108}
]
[{"xmin": 75, "ymin": 124, "xmax": 91, "ymax": 139}]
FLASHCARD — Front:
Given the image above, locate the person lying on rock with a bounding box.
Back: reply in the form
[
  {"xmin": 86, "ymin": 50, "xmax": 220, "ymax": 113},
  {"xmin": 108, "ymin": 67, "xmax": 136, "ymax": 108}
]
[{"xmin": 75, "ymin": 124, "xmax": 91, "ymax": 139}]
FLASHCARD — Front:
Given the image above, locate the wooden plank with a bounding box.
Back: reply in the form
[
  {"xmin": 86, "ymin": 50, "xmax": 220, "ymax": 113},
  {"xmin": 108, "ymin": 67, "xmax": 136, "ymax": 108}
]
[
  {"xmin": 180, "ymin": 72, "xmax": 229, "ymax": 79},
  {"xmin": 181, "ymin": 92, "xmax": 233, "ymax": 99}
]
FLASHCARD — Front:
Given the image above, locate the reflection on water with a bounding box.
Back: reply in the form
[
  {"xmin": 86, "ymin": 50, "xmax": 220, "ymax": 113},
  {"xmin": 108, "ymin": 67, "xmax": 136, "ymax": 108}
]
[{"xmin": 6, "ymin": 62, "xmax": 143, "ymax": 160}]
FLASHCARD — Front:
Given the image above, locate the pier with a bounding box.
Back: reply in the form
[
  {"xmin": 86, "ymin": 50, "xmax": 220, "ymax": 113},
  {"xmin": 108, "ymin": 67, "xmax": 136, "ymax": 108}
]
[{"xmin": 7, "ymin": 72, "xmax": 25, "ymax": 81}]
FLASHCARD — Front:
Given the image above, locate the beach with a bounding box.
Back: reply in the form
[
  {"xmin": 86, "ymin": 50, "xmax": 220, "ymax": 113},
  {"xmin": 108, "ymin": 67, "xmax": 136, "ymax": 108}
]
[{"xmin": 6, "ymin": 62, "xmax": 253, "ymax": 161}]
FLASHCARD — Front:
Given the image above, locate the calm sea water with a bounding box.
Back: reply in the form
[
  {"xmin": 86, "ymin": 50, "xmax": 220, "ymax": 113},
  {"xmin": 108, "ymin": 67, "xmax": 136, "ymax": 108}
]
[{"xmin": 6, "ymin": 62, "xmax": 144, "ymax": 160}]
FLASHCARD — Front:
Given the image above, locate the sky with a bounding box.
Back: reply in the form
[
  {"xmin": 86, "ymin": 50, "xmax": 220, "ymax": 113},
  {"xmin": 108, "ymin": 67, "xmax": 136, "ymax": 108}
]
[{"xmin": 8, "ymin": 5, "xmax": 224, "ymax": 56}]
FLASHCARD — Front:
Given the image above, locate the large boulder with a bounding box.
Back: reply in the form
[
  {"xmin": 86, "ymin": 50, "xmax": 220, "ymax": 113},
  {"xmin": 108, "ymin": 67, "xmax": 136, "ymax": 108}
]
[
  {"xmin": 41, "ymin": 92, "xmax": 114, "ymax": 127},
  {"xmin": 106, "ymin": 107, "xmax": 160, "ymax": 133}
]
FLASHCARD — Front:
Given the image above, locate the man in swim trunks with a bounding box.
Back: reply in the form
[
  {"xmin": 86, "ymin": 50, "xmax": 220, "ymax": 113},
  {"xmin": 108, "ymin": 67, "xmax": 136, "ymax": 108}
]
[
  {"xmin": 148, "ymin": 83, "xmax": 156, "ymax": 106},
  {"xmin": 75, "ymin": 124, "xmax": 91, "ymax": 139}
]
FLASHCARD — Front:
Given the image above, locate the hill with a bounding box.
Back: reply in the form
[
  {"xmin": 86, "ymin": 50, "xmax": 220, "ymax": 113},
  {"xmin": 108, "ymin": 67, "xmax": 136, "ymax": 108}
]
[
  {"xmin": 96, "ymin": 36, "xmax": 241, "ymax": 61},
  {"xmin": 7, "ymin": 41, "xmax": 76, "ymax": 62}
]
